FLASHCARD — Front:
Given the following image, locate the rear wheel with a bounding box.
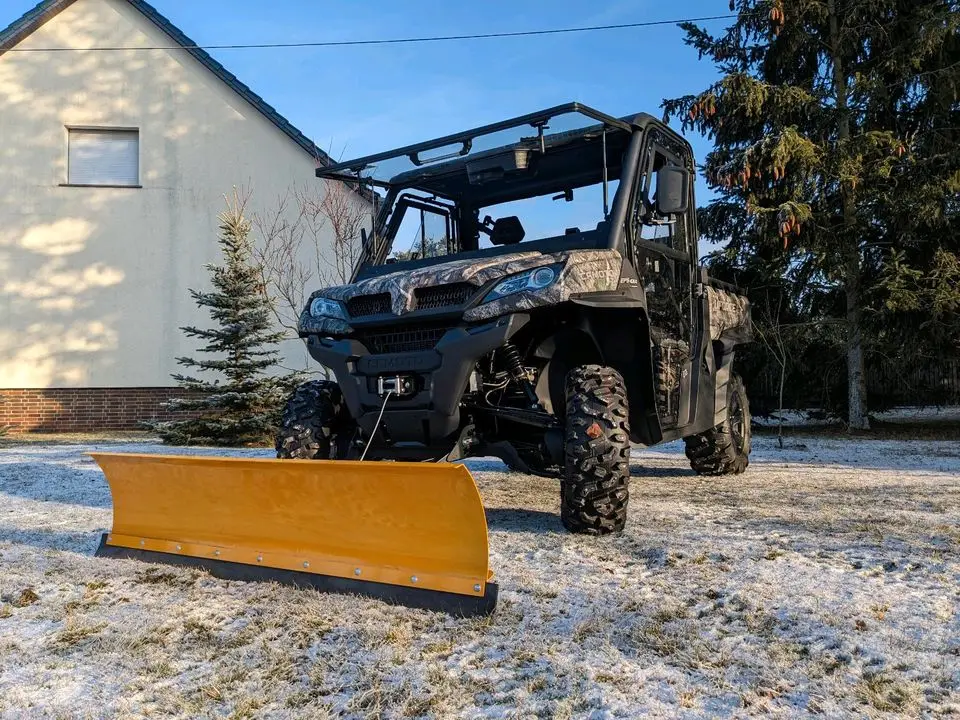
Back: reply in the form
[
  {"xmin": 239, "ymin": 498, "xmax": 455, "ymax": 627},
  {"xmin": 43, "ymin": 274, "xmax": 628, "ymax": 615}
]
[
  {"xmin": 560, "ymin": 365, "xmax": 631, "ymax": 535},
  {"xmin": 276, "ymin": 380, "xmax": 355, "ymax": 460},
  {"xmin": 684, "ymin": 374, "xmax": 751, "ymax": 475}
]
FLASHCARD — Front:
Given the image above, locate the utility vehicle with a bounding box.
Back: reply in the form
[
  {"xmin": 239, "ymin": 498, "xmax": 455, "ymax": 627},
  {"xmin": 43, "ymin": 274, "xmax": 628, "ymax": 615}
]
[{"xmin": 278, "ymin": 103, "xmax": 753, "ymax": 534}]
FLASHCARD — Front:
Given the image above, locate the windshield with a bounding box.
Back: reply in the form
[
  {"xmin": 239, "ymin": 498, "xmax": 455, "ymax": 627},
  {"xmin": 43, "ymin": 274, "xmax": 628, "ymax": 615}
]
[
  {"xmin": 385, "ymin": 179, "xmax": 623, "ymax": 263},
  {"xmin": 318, "ymin": 104, "xmax": 639, "ymax": 270}
]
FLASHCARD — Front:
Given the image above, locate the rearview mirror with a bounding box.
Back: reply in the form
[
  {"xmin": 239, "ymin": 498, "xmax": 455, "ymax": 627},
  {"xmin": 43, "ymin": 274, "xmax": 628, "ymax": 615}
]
[{"xmin": 656, "ymin": 166, "xmax": 691, "ymax": 215}]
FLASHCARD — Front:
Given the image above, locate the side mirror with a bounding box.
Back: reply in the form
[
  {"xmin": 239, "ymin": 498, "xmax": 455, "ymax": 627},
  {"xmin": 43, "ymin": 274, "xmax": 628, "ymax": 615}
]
[
  {"xmin": 656, "ymin": 166, "xmax": 691, "ymax": 215},
  {"xmin": 489, "ymin": 216, "xmax": 525, "ymax": 246}
]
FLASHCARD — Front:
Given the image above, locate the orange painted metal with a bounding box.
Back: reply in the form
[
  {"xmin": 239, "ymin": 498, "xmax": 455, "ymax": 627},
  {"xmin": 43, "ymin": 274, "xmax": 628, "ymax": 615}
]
[{"xmin": 89, "ymin": 453, "xmax": 492, "ymax": 597}]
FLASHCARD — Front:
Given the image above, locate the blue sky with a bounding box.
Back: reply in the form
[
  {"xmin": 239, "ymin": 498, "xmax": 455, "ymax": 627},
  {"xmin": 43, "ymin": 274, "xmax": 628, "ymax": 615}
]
[
  {"xmin": 5, "ymin": 0, "xmax": 728, "ymax": 241},
  {"xmin": 166, "ymin": 0, "xmax": 725, "ymax": 164}
]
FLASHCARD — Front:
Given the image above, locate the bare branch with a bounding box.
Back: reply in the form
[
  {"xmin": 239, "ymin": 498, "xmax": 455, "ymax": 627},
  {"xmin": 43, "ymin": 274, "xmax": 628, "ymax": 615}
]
[{"xmin": 252, "ymin": 180, "xmax": 369, "ymax": 338}]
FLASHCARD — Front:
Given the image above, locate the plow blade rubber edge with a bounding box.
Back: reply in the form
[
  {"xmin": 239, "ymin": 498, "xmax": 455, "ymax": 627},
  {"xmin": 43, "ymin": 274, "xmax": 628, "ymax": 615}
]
[{"xmin": 90, "ymin": 453, "xmax": 497, "ymax": 616}]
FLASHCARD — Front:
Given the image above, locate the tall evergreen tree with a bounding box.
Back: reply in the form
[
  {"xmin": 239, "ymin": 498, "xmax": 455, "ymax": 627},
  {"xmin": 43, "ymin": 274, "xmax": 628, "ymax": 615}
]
[
  {"xmin": 664, "ymin": 0, "xmax": 960, "ymax": 428},
  {"xmin": 151, "ymin": 195, "xmax": 296, "ymax": 446}
]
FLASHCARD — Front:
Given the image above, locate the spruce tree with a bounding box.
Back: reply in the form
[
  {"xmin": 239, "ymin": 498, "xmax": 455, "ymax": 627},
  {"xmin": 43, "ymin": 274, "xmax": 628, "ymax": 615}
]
[
  {"xmin": 663, "ymin": 0, "xmax": 960, "ymax": 428},
  {"xmin": 152, "ymin": 195, "xmax": 296, "ymax": 446}
]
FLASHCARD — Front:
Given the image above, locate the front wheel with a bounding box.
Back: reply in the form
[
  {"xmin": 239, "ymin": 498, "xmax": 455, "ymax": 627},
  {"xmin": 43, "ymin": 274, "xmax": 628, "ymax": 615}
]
[
  {"xmin": 684, "ymin": 374, "xmax": 751, "ymax": 475},
  {"xmin": 560, "ymin": 365, "xmax": 631, "ymax": 535},
  {"xmin": 276, "ymin": 380, "xmax": 355, "ymax": 459}
]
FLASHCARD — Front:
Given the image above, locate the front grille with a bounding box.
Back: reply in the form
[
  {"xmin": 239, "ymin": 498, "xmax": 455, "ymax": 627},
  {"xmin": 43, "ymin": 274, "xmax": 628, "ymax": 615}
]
[
  {"xmin": 414, "ymin": 283, "xmax": 477, "ymax": 310},
  {"xmin": 347, "ymin": 293, "xmax": 391, "ymax": 317},
  {"xmin": 355, "ymin": 325, "xmax": 451, "ymax": 354}
]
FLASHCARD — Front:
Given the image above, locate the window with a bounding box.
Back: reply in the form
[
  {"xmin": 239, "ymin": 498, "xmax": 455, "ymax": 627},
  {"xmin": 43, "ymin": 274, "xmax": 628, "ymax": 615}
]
[
  {"xmin": 67, "ymin": 128, "xmax": 139, "ymax": 187},
  {"xmin": 388, "ymin": 193, "xmax": 456, "ymax": 261},
  {"xmin": 631, "ymin": 145, "xmax": 690, "ymax": 255}
]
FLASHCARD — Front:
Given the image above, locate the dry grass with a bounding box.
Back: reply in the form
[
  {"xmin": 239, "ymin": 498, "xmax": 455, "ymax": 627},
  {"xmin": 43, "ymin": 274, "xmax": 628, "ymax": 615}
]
[
  {"xmin": 856, "ymin": 670, "xmax": 924, "ymax": 713},
  {"xmin": 16, "ymin": 589, "xmax": 40, "ymax": 607},
  {"xmin": 52, "ymin": 618, "xmax": 108, "ymax": 648}
]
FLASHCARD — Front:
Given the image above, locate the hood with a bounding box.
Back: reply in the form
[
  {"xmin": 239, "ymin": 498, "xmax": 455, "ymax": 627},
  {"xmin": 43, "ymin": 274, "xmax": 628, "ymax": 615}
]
[
  {"xmin": 300, "ymin": 249, "xmax": 624, "ymax": 334},
  {"xmin": 311, "ymin": 252, "xmax": 552, "ymax": 315},
  {"xmin": 318, "ymin": 250, "xmax": 593, "ymax": 315}
]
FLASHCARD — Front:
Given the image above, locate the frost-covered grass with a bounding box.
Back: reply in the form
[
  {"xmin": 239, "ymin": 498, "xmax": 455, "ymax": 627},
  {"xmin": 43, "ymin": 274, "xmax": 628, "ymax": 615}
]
[
  {"xmin": 1, "ymin": 436, "xmax": 958, "ymax": 718},
  {"xmin": 753, "ymin": 405, "xmax": 960, "ymax": 430}
]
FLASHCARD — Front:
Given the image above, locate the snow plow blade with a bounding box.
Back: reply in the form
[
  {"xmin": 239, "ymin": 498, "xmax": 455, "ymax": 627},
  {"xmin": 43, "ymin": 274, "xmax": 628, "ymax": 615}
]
[{"xmin": 90, "ymin": 453, "xmax": 496, "ymax": 616}]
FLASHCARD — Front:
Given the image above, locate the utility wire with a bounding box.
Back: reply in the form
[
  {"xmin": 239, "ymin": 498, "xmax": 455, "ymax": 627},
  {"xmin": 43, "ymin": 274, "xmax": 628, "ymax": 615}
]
[{"xmin": 4, "ymin": 14, "xmax": 741, "ymax": 52}]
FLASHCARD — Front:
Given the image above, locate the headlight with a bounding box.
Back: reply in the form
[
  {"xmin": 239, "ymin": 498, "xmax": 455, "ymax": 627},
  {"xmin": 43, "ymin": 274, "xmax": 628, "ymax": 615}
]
[
  {"xmin": 484, "ymin": 265, "xmax": 561, "ymax": 302},
  {"xmin": 309, "ymin": 296, "xmax": 346, "ymax": 319}
]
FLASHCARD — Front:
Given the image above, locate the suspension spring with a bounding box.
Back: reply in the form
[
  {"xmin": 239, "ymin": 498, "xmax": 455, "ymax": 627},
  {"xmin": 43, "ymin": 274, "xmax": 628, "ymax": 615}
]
[
  {"xmin": 500, "ymin": 342, "xmax": 540, "ymax": 408},
  {"xmin": 500, "ymin": 342, "xmax": 525, "ymax": 380}
]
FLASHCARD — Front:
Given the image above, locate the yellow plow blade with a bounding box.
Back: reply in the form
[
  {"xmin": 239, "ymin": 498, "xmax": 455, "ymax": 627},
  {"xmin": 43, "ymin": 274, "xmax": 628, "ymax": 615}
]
[{"xmin": 90, "ymin": 453, "xmax": 496, "ymax": 615}]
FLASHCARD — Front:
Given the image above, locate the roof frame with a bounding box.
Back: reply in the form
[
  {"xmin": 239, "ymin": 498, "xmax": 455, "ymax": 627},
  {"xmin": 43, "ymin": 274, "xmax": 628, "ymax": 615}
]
[{"xmin": 317, "ymin": 102, "xmax": 634, "ymax": 180}]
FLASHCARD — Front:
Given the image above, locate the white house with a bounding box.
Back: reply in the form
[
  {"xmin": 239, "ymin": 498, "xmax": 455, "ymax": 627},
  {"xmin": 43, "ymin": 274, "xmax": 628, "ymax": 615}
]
[{"xmin": 0, "ymin": 0, "xmax": 365, "ymax": 431}]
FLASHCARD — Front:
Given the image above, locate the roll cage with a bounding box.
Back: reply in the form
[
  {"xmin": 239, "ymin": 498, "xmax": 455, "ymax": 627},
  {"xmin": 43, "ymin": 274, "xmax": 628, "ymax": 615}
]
[{"xmin": 315, "ymin": 102, "xmax": 698, "ymax": 278}]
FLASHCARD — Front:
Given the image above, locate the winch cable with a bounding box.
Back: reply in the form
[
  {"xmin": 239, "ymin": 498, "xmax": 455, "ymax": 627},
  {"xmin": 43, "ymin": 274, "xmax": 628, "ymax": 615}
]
[{"xmin": 360, "ymin": 390, "xmax": 394, "ymax": 461}]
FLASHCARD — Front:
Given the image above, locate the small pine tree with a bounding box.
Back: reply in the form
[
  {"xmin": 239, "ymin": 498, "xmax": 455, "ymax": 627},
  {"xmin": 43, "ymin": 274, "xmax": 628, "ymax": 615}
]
[{"xmin": 151, "ymin": 194, "xmax": 297, "ymax": 446}]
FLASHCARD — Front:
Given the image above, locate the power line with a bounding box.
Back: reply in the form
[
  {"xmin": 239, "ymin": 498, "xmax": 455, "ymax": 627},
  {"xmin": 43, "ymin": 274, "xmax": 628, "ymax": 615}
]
[{"xmin": 3, "ymin": 14, "xmax": 740, "ymax": 53}]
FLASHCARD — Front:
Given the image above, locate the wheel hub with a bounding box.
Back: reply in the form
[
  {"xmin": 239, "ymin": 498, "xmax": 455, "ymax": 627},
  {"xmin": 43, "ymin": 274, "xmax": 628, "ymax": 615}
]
[{"xmin": 729, "ymin": 392, "xmax": 746, "ymax": 453}]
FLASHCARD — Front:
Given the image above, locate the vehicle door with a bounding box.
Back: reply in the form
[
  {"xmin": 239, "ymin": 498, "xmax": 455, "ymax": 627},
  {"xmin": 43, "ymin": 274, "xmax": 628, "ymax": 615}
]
[{"xmin": 629, "ymin": 132, "xmax": 698, "ymax": 431}]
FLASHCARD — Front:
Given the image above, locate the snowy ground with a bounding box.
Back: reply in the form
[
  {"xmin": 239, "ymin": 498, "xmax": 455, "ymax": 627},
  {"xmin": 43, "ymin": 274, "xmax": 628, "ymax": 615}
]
[
  {"xmin": 0, "ymin": 437, "xmax": 958, "ymax": 719},
  {"xmin": 753, "ymin": 405, "xmax": 960, "ymax": 428}
]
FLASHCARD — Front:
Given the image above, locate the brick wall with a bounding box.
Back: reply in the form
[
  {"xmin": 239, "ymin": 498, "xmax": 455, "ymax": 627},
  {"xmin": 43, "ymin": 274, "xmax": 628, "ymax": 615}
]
[{"xmin": 0, "ymin": 388, "xmax": 199, "ymax": 433}]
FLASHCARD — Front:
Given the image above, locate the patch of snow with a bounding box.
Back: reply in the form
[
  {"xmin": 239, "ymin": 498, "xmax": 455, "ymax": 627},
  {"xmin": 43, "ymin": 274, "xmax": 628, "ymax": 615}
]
[{"xmin": 752, "ymin": 405, "xmax": 960, "ymax": 427}]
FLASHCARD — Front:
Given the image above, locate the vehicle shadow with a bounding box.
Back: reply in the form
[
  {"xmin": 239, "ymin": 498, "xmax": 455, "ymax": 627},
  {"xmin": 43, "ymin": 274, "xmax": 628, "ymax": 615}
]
[
  {"xmin": 485, "ymin": 508, "xmax": 563, "ymax": 534},
  {"xmin": 630, "ymin": 464, "xmax": 695, "ymax": 479}
]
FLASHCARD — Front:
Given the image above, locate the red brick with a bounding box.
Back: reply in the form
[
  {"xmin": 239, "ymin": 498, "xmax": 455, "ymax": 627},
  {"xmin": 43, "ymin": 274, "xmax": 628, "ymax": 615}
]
[{"xmin": 0, "ymin": 388, "xmax": 204, "ymax": 432}]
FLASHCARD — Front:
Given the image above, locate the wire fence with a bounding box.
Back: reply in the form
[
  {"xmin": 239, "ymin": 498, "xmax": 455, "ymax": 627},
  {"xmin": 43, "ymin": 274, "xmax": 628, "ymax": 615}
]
[{"xmin": 748, "ymin": 357, "xmax": 960, "ymax": 413}]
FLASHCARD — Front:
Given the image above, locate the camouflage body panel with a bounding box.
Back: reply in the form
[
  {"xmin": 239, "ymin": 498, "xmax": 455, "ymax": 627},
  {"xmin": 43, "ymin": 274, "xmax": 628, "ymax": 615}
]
[
  {"xmin": 299, "ymin": 250, "xmax": 623, "ymax": 333},
  {"xmin": 463, "ymin": 250, "xmax": 622, "ymax": 321},
  {"xmin": 652, "ymin": 336, "xmax": 690, "ymax": 426},
  {"xmin": 706, "ymin": 286, "xmax": 752, "ymax": 343},
  {"xmin": 299, "ymin": 315, "xmax": 353, "ymax": 336}
]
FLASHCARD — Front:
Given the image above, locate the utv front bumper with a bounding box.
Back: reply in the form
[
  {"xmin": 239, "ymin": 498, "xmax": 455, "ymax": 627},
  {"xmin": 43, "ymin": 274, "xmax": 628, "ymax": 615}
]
[{"xmin": 305, "ymin": 314, "xmax": 528, "ymax": 450}]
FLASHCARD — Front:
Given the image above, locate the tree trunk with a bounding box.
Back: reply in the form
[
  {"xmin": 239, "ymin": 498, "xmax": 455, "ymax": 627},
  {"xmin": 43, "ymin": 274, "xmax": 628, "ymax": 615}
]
[
  {"xmin": 845, "ymin": 249, "xmax": 870, "ymax": 430},
  {"xmin": 827, "ymin": 0, "xmax": 870, "ymax": 430},
  {"xmin": 777, "ymin": 347, "xmax": 785, "ymax": 449}
]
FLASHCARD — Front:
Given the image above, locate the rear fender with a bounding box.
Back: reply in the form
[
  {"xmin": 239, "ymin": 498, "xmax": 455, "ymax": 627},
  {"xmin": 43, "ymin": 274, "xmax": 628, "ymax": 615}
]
[{"xmin": 711, "ymin": 339, "xmax": 738, "ymax": 426}]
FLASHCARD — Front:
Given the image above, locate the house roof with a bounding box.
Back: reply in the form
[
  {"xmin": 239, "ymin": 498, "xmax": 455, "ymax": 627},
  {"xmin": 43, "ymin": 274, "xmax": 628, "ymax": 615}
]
[{"xmin": 0, "ymin": 0, "xmax": 333, "ymax": 167}]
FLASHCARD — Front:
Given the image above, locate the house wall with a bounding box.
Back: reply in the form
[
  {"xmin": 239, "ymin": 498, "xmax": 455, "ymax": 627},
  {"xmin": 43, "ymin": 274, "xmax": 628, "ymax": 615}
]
[{"xmin": 0, "ymin": 0, "xmax": 364, "ymax": 427}]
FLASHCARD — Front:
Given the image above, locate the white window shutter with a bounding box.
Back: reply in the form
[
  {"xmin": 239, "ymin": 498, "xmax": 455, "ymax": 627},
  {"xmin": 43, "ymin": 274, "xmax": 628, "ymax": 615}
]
[{"xmin": 68, "ymin": 129, "xmax": 139, "ymax": 186}]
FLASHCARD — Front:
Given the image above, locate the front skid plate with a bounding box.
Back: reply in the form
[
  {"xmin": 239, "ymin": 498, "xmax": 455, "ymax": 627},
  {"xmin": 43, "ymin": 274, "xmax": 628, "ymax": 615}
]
[{"xmin": 96, "ymin": 535, "xmax": 498, "ymax": 617}]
